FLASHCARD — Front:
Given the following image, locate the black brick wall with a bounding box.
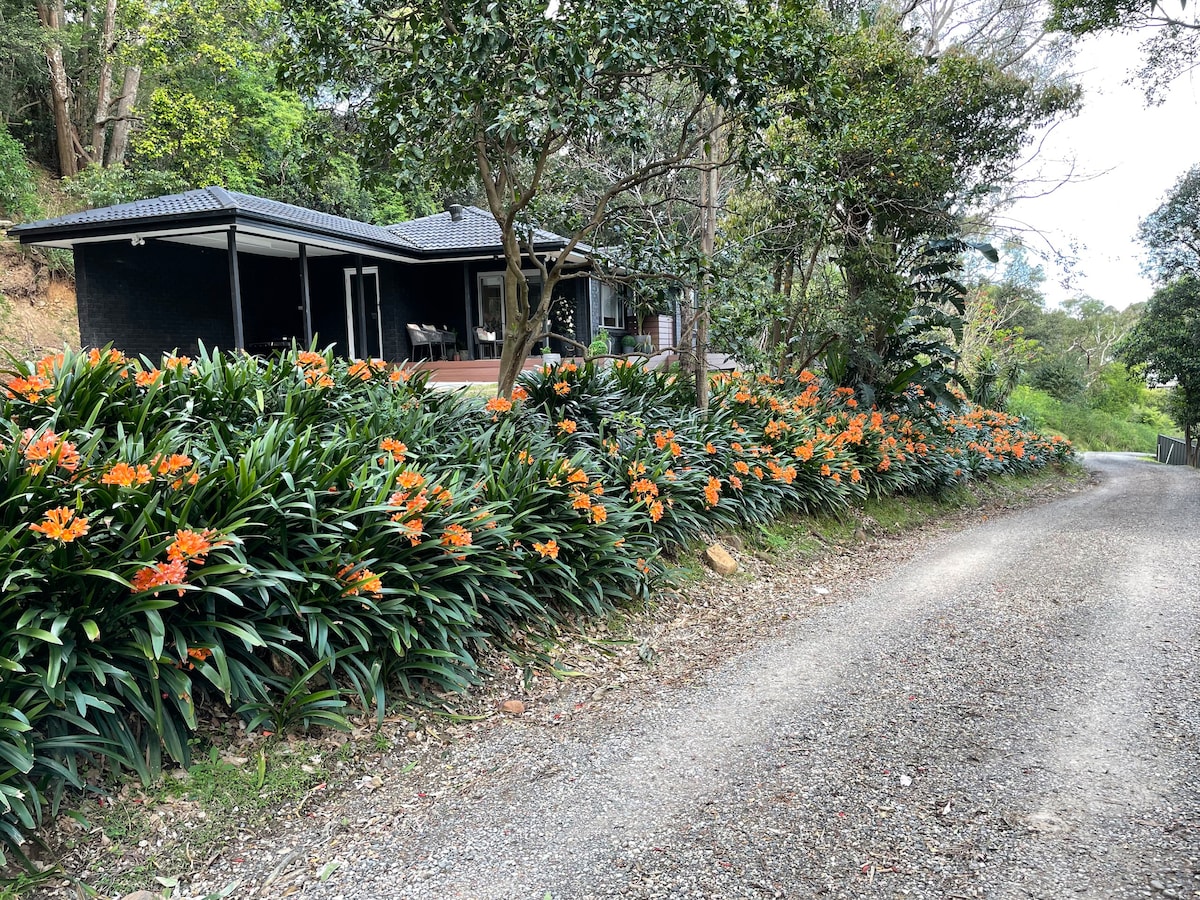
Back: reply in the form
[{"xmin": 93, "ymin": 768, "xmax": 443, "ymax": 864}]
[{"xmin": 75, "ymin": 240, "xmax": 235, "ymax": 357}]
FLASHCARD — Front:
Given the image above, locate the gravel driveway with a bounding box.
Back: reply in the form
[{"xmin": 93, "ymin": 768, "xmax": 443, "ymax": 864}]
[{"xmin": 188, "ymin": 452, "xmax": 1199, "ymax": 900}]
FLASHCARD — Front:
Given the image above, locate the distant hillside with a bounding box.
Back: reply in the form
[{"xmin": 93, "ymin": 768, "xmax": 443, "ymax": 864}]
[{"xmin": 0, "ymin": 236, "xmax": 80, "ymax": 361}]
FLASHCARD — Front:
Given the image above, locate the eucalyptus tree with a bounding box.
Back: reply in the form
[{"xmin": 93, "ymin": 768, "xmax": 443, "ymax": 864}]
[
  {"xmin": 1138, "ymin": 164, "xmax": 1200, "ymax": 281},
  {"xmin": 1047, "ymin": 0, "xmax": 1197, "ymax": 102},
  {"xmin": 278, "ymin": 0, "xmax": 828, "ymax": 398}
]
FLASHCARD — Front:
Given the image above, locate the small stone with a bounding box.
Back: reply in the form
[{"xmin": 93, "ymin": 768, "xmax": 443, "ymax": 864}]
[
  {"xmin": 120, "ymin": 892, "xmax": 161, "ymax": 900},
  {"xmin": 899, "ymin": 774, "xmax": 912, "ymax": 787},
  {"xmin": 501, "ymin": 699, "xmax": 526, "ymax": 715},
  {"xmin": 703, "ymin": 544, "xmax": 738, "ymax": 576}
]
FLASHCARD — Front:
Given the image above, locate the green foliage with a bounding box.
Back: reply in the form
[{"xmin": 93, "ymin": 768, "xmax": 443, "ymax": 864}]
[
  {"xmin": 0, "ymin": 122, "xmax": 38, "ymax": 219},
  {"xmin": 0, "ymin": 346, "xmax": 1071, "ymax": 864},
  {"xmin": 63, "ymin": 164, "xmax": 186, "ymax": 209},
  {"xmin": 1007, "ymin": 384, "xmax": 1164, "ymax": 451},
  {"xmin": 1138, "ymin": 164, "xmax": 1200, "ymax": 282},
  {"xmin": 1119, "ymin": 274, "xmax": 1200, "ymax": 443},
  {"xmin": 1029, "ymin": 356, "xmax": 1087, "ymax": 400}
]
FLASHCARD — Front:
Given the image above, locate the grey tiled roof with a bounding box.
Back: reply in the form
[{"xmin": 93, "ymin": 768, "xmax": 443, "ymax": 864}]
[
  {"xmin": 385, "ymin": 205, "xmax": 568, "ymax": 253},
  {"xmin": 11, "ymin": 187, "xmax": 423, "ymax": 252},
  {"xmin": 12, "ymin": 190, "xmax": 588, "ymax": 260}
]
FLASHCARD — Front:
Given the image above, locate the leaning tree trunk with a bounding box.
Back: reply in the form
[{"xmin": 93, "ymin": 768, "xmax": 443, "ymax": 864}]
[
  {"xmin": 37, "ymin": 0, "xmax": 79, "ymax": 177},
  {"xmin": 105, "ymin": 65, "xmax": 141, "ymax": 166}
]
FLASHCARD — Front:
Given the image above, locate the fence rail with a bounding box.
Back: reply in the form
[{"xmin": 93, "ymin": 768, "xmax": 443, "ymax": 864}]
[{"xmin": 1157, "ymin": 434, "xmax": 1199, "ymax": 467}]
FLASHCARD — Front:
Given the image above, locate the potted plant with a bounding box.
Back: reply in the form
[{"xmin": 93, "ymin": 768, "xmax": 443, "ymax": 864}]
[
  {"xmin": 588, "ymin": 328, "xmax": 609, "ymax": 359},
  {"xmin": 620, "ymin": 333, "xmax": 638, "ymax": 353}
]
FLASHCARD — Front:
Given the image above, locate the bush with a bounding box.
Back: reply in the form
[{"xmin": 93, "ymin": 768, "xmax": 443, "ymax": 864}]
[
  {"xmin": 0, "ymin": 124, "xmax": 39, "ymax": 220},
  {"xmin": 0, "ymin": 347, "xmax": 1073, "ymax": 861},
  {"xmin": 1028, "ymin": 357, "xmax": 1086, "ymax": 401}
]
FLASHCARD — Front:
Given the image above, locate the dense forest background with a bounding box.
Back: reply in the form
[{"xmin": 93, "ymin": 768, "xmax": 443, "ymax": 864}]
[{"xmin": 0, "ymin": 0, "xmax": 1194, "ymax": 448}]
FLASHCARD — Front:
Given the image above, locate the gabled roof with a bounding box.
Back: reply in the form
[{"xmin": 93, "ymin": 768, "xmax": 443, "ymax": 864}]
[{"xmin": 386, "ymin": 205, "xmax": 568, "ymax": 254}]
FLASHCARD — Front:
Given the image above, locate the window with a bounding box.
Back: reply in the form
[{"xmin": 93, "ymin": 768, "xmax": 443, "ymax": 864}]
[{"xmin": 600, "ymin": 282, "xmax": 623, "ymax": 329}]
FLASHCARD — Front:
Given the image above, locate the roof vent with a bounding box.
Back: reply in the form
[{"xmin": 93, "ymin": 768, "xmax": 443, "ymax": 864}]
[{"xmin": 448, "ymin": 203, "xmax": 464, "ymax": 222}]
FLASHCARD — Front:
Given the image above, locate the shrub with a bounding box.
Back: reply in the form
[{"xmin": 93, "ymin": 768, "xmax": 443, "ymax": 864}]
[
  {"xmin": 0, "ymin": 347, "xmax": 1073, "ymax": 862},
  {"xmin": 0, "ymin": 124, "xmax": 39, "ymax": 220}
]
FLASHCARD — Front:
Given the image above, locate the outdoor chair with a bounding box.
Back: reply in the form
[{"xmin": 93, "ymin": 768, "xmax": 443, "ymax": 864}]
[
  {"xmin": 474, "ymin": 326, "xmax": 503, "ymax": 358},
  {"xmin": 422, "ymin": 324, "xmax": 457, "ymax": 358},
  {"xmin": 406, "ymin": 323, "xmax": 437, "ymax": 360}
]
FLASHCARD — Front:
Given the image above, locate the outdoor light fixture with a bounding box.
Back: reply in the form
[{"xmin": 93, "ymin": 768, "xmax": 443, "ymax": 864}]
[{"xmin": 130, "ymin": 234, "xmax": 146, "ymax": 246}]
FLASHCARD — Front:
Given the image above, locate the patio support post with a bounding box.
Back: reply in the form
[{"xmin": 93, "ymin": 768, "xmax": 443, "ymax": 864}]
[
  {"xmin": 355, "ymin": 254, "xmax": 367, "ymax": 359},
  {"xmin": 298, "ymin": 243, "xmax": 313, "ymax": 347},
  {"xmin": 462, "ymin": 264, "xmax": 473, "ymax": 359},
  {"xmin": 227, "ymin": 226, "xmax": 245, "ymax": 351}
]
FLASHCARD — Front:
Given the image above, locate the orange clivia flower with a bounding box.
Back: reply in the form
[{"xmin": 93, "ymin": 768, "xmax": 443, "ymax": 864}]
[
  {"xmin": 186, "ymin": 646, "xmax": 213, "ymax": 662},
  {"xmin": 567, "ymin": 468, "xmax": 589, "ymax": 485},
  {"xmin": 532, "ymin": 539, "xmax": 560, "ymax": 559},
  {"xmin": 485, "ymin": 396, "xmax": 513, "ymax": 414},
  {"xmin": 518, "ymin": 450, "xmax": 533, "ymax": 464},
  {"xmin": 348, "ymin": 360, "xmax": 374, "ymax": 380},
  {"xmin": 135, "ymin": 369, "xmax": 162, "ymax": 388},
  {"xmin": 511, "ymin": 385, "xmax": 529, "ymax": 402},
  {"xmin": 590, "ymin": 504, "xmax": 608, "ymax": 525},
  {"xmin": 380, "ymin": 438, "xmax": 408, "ymax": 462},
  {"xmin": 338, "ymin": 564, "xmax": 383, "ymax": 597},
  {"xmin": 151, "ymin": 453, "xmax": 193, "ymax": 475},
  {"xmin": 394, "ymin": 517, "xmax": 423, "ymax": 545},
  {"xmin": 29, "ymin": 507, "xmax": 90, "ymax": 543},
  {"xmin": 648, "ymin": 500, "xmax": 665, "ymax": 522},
  {"xmin": 167, "ymin": 529, "xmax": 222, "ymax": 565},
  {"xmin": 164, "ymin": 355, "xmax": 192, "ymax": 371},
  {"xmin": 557, "ymin": 419, "xmax": 577, "ymax": 435},
  {"xmin": 703, "ymin": 476, "xmax": 721, "ymax": 507},
  {"xmin": 553, "ymin": 380, "xmax": 571, "ymax": 396},
  {"xmin": 705, "ymin": 442, "xmax": 717, "ymax": 454},
  {"xmin": 20, "ymin": 429, "xmax": 80, "ymax": 474},
  {"xmin": 131, "ymin": 559, "xmax": 188, "ymax": 596},
  {"xmin": 441, "ymin": 524, "xmax": 473, "ymax": 548},
  {"xmin": 101, "ymin": 462, "xmax": 153, "ymax": 488},
  {"xmin": 571, "ymin": 492, "xmax": 592, "ymax": 511}
]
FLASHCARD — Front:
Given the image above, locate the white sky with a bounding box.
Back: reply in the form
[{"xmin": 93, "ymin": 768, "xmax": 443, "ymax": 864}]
[{"xmin": 1000, "ymin": 30, "xmax": 1200, "ymax": 309}]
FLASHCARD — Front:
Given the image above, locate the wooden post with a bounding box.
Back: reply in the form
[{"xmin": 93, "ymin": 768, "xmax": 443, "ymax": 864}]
[
  {"xmin": 227, "ymin": 228, "xmax": 245, "ymax": 351},
  {"xmin": 299, "ymin": 244, "xmax": 313, "ymax": 347},
  {"xmin": 463, "ymin": 265, "xmax": 474, "ymax": 359}
]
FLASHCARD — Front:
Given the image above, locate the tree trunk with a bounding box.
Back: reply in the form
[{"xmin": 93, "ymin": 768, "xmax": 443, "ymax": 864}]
[
  {"xmin": 37, "ymin": 0, "xmax": 79, "ymax": 177},
  {"xmin": 90, "ymin": 0, "xmax": 119, "ymax": 163},
  {"xmin": 695, "ymin": 133, "xmax": 716, "ymax": 412},
  {"xmin": 105, "ymin": 66, "xmax": 141, "ymax": 166}
]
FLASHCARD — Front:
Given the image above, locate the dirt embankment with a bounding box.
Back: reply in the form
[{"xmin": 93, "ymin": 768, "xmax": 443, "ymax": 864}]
[{"xmin": 0, "ymin": 236, "xmax": 80, "ymax": 362}]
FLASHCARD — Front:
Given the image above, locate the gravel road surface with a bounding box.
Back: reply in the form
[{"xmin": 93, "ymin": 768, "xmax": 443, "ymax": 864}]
[{"xmin": 189, "ymin": 452, "xmax": 1200, "ymax": 900}]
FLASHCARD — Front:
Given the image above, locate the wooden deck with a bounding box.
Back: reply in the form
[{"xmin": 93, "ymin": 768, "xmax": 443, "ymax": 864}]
[
  {"xmin": 409, "ymin": 356, "xmax": 557, "ymax": 384},
  {"xmin": 409, "ymin": 352, "xmax": 736, "ymax": 385}
]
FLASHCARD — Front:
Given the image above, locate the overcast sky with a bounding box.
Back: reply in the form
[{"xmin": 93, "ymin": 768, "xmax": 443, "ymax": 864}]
[{"xmin": 999, "ymin": 30, "xmax": 1199, "ymax": 310}]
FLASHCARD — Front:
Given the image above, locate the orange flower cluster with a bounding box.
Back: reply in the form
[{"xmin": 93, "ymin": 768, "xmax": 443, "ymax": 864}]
[
  {"xmin": 101, "ymin": 462, "xmax": 153, "ymax": 488},
  {"xmin": 553, "ymin": 381, "xmax": 571, "ymax": 396},
  {"xmin": 557, "ymin": 419, "xmax": 577, "ymax": 435},
  {"xmin": 379, "ymin": 438, "xmax": 408, "ymax": 463},
  {"xmin": 630, "ymin": 476, "xmax": 664, "ymax": 522},
  {"xmin": 533, "ymin": 539, "xmax": 559, "ymax": 559},
  {"xmin": 131, "ymin": 529, "xmax": 228, "ymax": 596},
  {"xmin": 703, "ymin": 476, "xmax": 721, "ymax": 507},
  {"xmin": 87, "ymin": 348, "xmax": 127, "ymax": 367},
  {"xmin": 338, "ymin": 563, "xmax": 383, "ymax": 597},
  {"xmin": 296, "ymin": 351, "xmax": 335, "ymax": 389},
  {"xmin": 3, "ymin": 373, "xmax": 56, "ymax": 403},
  {"xmin": 348, "ymin": 359, "xmax": 388, "ymax": 381},
  {"xmin": 135, "ymin": 368, "xmax": 162, "ymax": 388},
  {"xmin": 20, "ymin": 428, "xmax": 80, "ymax": 475},
  {"xmin": 29, "ymin": 507, "xmax": 90, "ymax": 543},
  {"xmin": 485, "ymin": 396, "xmax": 513, "ymax": 416},
  {"xmin": 652, "ymin": 429, "xmax": 682, "ymax": 457},
  {"xmin": 441, "ymin": 523, "xmax": 473, "ymax": 548}
]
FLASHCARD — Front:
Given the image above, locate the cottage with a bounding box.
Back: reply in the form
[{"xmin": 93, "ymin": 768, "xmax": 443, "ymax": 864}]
[{"xmin": 12, "ymin": 188, "xmax": 657, "ymax": 362}]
